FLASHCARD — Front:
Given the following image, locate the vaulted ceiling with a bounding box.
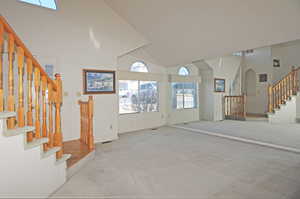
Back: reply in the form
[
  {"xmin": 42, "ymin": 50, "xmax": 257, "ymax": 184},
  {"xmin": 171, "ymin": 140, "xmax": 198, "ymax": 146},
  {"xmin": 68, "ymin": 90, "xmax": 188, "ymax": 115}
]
[{"xmin": 105, "ymin": 0, "xmax": 300, "ymax": 67}]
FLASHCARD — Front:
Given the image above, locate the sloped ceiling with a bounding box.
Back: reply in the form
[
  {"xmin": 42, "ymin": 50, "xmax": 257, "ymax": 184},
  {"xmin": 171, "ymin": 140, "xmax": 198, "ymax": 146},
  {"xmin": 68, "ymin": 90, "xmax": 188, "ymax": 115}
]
[{"xmin": 105, "ymin": 0, "xmax": 300, "ymax": 67}]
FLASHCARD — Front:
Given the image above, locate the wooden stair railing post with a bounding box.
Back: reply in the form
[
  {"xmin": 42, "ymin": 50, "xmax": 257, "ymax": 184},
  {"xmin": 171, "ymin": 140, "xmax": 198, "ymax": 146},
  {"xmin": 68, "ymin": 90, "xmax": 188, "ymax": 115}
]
[
  {"xmin": 295, "ymin": 67, "xmax": 299, "ymax": 93},
  {"xmin": 88, "ymin": 96, "xmax": 94, "ymax": 150},
  {"xmin": 7, "ymin": 34, "xmax": 15, "ymax": 129},
  {"xmin": 0, "ymin": 24, "xmax": 4, "ymax": 112},
  {"xmin": 26, "ymin": 59, "xmax": 34, "ymax": 141},
  {"xmin": 54, "ymin": 73, "xmax": 63, "ymax": 159},
  {"xmin": 34, "ymin": 67, "xmax": 41, "ymax": 138},
  {"xmin": 243, "ymin": 94, "xmax": 246, "ymax": 119},
  {"xmin": 48, "ymin": 83, "xmax": 54, "ymax": 148},
  {"xmin": 287, "ymin": 74, "xmax": 291, "ymax": 98},
  {"xmin": 42, "ymin": 76, "xmax": 48, "ymax": 151},
  {"xmin": 284, "ymin": 77, "xmax": 287, "ymax": 101},
  {"xmin": 292, "ymin": 67, "xmax": 297, "ymax": 95},
  {"xmin": 17, "ymin": 47, "xmax": 25, "ymax": 128},
  {"xmin": 268, "ymin": 84, "xmax": 273, "ymax": 112},
  {"xmin": 78, "ymin": 101, "xmax": 83, "ymax": 143}
]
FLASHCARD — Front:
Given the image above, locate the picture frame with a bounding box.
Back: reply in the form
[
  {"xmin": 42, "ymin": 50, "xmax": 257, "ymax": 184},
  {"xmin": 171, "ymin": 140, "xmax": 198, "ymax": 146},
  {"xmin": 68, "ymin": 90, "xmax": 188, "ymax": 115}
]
[
  {"xmin": 214, "ymin": 78, "xmax": 225, "ymax": 92},
  {"xmin": 273, "ymin": 59, "xmax": 280, "ymax": 67},
  {"xmin": 259, "ymin": 74, "xmax": 268, "ymax": 82},
  {"xmin": 83, "ymin": 69, "xmax": 116, "ymax": 94}
]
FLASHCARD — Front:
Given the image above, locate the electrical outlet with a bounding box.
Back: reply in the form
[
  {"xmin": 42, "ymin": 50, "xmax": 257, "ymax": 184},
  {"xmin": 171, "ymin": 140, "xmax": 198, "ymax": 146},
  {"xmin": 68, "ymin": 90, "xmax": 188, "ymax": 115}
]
[
  {"xmin": 64, "ymin": 92, "xmax": 68, "ymax": 97},
  {"xmin": 76, "ymin": 92, "xmax": 81, "ymax": 97}
]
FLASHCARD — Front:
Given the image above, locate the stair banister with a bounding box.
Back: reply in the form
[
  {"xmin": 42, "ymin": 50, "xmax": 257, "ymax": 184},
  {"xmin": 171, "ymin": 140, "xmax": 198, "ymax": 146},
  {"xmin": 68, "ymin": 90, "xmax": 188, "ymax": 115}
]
[
  {"xmin": 0, "ymin": 16, "xmax": 65, "ymax": 160},
  {"xmin": 268, "ymin": 67, "xmax": 300, "ymax": 113}
]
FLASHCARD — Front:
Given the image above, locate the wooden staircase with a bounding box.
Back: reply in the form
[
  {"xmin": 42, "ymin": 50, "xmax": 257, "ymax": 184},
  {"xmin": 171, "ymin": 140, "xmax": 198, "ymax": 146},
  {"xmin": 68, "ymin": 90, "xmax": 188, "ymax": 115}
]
[
  {"xmin": 268, "ymin": 67, "xmax": 300, "ymax": 114},
  {"xmin": 0, "ymin": 15, "xmax": 70, "ymax": 165}
]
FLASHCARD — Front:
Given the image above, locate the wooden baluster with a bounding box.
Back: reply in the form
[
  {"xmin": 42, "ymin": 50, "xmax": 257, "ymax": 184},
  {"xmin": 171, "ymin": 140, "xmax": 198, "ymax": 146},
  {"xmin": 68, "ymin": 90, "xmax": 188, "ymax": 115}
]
[
  {"xmin": 273, "ymin": 86, "xmax": 276, "ymax": 109},
  {"xmin": 78, "ymin": 101, "xmax": 83, "ymax": 142},
  {"xmin": 295, "ymin": 68, "xmax": 299, "ymax": 93},
  {"xmin": 278, "ymin": 82, "xmax": 281, "ymax": 104},
  {"xmin": 238, "ymin": 97, "xmax": 241, "ymax": 118},
  {"xmin": 26, "ymin": 59, "xmax": 34, "ymax": 141},
  {"xmin": 54, "ymin": 74, "xmax": 63, "ymax": 159},
  {"xmin": 0, "ymin": 24, "xmax": 4, "ymax": 112},
  {"xmin": 34, "ymin": 67, "xmax": 41, "ymax": 138},
  {"xmin": 88, "ymin": 96, "xmax": 94, "ymax": 150},
  {"xmin": 7, "ymin": 34, "xmax": 15, "ymax": 129},
  {"xmin": 292, "ymin": 68, "xmax": 296, "ymax": 95},
  {"xmin": 280, "ymin": 81, "xmax": 283, "ymax": 104},
  {"xmin": 283, "ymin": 77, "xmax": 287, "ymax": 101},
  {"xmin": 84, "ymin": 104, "xmax": 87, "ymax": 144},
  {"xmin": 288, "ymin": 76, "xmax": 290, "ymax": 98},
  {"xmin": 48, "ymin": 83, "xmax": 54, "ymax": 148},
  {"xmin": 268, "ymin": 85, "xmax": 273, "ymax": 112},
  {"xmin": 17, "ymin": 47, "xmax": 25, "ymax": 128},
  {"xmin": 225, "ymin": 97, "xmax": 228, "ymax": 117},
  {"xmin": 276, "ymin": 84, "xmax": 279, "ymax": 106},
  {"xmin": 42, "ymin": 76, "xmax": 48, "ymax": 151},
  {"xmin": 243, "ymin": 95, "xmax": 246, "ymax": 119}
]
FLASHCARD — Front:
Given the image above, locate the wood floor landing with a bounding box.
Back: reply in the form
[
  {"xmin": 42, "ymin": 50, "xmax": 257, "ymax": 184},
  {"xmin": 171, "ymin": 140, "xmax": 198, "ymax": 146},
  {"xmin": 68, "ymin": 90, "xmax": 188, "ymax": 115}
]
[{"xmin": 63, "ymin": 139, "xmax": 92, "ymax": 168}]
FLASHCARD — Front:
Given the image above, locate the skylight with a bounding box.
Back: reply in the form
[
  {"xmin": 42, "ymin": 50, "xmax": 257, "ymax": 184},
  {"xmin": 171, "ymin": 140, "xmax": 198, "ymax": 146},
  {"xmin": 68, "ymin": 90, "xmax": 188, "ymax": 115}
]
[{"xmin": 19, "ymin": 0, "xmax": 57, "ymax": 10}]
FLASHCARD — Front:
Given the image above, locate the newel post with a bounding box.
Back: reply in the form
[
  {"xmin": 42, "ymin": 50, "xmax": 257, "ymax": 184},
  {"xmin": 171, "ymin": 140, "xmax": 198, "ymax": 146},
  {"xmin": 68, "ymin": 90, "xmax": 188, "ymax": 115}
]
[
  {"xmin": 88, "ymin": 96, "xmax": 95, "ymax": 150},
  {"xmin": 54, "ymin": 73, "xmax": 63, "ymax": 159}
]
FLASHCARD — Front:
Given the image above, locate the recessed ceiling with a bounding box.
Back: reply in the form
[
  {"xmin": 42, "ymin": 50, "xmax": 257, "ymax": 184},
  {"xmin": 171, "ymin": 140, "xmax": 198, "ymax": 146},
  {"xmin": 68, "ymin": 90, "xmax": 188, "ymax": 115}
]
[{"xmin": 105, "ymin": 0, "xmax": 300, "ymax": 67}]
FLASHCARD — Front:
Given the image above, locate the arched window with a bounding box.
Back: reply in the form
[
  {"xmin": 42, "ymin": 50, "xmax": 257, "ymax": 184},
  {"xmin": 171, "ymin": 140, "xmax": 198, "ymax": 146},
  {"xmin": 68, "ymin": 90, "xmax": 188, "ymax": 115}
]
[
  {"xmin": 130, "ymin": 61, "xmax": 148, "ymax": 73},
  {"xmin": 178, "ymin": 67, "xmax": 190, "ymax": 76}
]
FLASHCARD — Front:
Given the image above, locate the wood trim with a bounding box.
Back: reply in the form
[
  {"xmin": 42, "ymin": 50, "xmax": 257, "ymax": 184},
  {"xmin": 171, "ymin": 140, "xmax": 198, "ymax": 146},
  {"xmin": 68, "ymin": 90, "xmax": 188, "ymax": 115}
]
[
  {"xmin": 82, "ymin": 69, "xmax": 116, "ymax": 94},
  {"xmin": 214, "ymin": 78, "xmax": 226, "ymax": 93}
]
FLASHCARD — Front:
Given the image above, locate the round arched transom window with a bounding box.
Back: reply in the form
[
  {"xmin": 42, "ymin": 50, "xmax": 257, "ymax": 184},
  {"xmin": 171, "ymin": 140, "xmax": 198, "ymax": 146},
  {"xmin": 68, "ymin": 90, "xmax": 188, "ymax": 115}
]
[
  {"xmin": 178, "ymin": 67, "xmax": 190, "ymax": 76},
  {"xmin": 130, "ymin": 61, "xmax": 148, "ymax": 73}
]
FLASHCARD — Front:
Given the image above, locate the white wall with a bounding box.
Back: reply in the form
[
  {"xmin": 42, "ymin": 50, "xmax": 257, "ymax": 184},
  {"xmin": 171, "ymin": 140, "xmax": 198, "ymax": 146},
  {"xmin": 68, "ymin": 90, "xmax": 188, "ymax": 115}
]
[
  {"xmin": 272, "ymin": 40, "xmax": 300, "ymax": 83},
  {"xmin": 117, "ymin": 54, "xmax": 168, "ymax": 133},
  {"xmin": 204, "ymin": 56, "xmax": 242, "ymax": 121},
  {"xmin": 242, "ymin": 47, "xmax": 272, "ymax": 114},
  {"xmin": 0, "ymin": 0, "xmax": 147, "ymax": 142},
  {"xmin": 0, "ymin": 120, "xmax": 66, "ymax": 198}
]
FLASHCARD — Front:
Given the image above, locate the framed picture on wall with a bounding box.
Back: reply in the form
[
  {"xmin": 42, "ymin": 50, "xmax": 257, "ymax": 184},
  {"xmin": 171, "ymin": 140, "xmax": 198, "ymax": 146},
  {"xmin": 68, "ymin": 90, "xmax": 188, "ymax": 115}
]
[
  {"xmin": 273, "ymin": 59, "xmax": 280, "ymax": 67},
  {"xmin": 259, "ymin": 74, "xmax": 268, "ymax": 82},
  {"xmin": 83, "ymin": 69, "xmax": 116, "ymax": 94},
  {"xmin": 214, "ymin": 78, "xmax": 225, "ymax": 92}
]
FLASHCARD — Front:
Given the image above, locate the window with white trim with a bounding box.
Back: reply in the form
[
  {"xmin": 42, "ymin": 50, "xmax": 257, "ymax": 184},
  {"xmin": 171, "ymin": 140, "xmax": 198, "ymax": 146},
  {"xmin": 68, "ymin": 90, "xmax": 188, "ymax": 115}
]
[
  {"xmin": 19, "ymin": 0, "xmax": 57, "ymax": 10},
  {"xmin": 130, "ymin": 61, "xmax": 148, "ymax": 73},
  {"xmin": 178, "ymin": 67, "xmax": 190, "ymax": 76},
  {"xmin": 171, "ymin": 82, "xmax": 197, "ymax": 109},
  {"xmin": 119, "ymin": 80, "xmax": 159, "ymax": 114}
]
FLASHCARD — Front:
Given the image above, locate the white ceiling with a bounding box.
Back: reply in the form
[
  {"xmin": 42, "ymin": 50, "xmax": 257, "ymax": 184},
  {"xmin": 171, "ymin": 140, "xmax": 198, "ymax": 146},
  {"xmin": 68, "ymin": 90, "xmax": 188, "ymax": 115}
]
[{"xmin": 105, "ymin": 0, "xmax": 300, "ymax": 67}]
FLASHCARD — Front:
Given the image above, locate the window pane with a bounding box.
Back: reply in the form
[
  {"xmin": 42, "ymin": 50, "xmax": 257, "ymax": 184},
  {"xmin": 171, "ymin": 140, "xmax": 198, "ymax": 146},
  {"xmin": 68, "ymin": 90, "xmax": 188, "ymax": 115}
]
[
  {"xmin": 171, "ymin": 83, "xmax": 184, "ymax": 109},
  {"xmin": 40, "ymin": 0, "xmax": 57, "ymax": 9},
  {"xmin": 19, "ymin": 0, "xmax": 57, "ymax": 10},
  {"xmin": 139, "ymin": 81, "xmax": 158, "ymax": 112},
  {"xmin": 178, "ymin": 67, "xmax": 190, "ymax": 76},
  {"xmin": 130, "ymin": 62, "xmax": 148, "ymax": 73},
  {"xmin": 183, "ymin": 82, "xmax": 197, "ymax": 108},
  {"xmin": 119, "ymin": 80, "xmax": 139, "ymax": 114},
  {"xmin": 19, "ymin": 0, "xmax": 40, "ymax": 6}
]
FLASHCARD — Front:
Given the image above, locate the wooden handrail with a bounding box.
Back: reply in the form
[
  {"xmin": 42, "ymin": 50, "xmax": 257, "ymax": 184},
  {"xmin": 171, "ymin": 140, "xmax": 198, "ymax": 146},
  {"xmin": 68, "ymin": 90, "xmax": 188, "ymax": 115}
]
[
  {"xmin": 78, "ymin": 96, "xmax": 95, "ymax": 151},
  {"xmin": 224, "ymin": 95, "xmax": 246, "ymax": 121},
  {"xmin": 0, "ymin": 16, "xmax": 64, "ymax": 161},
  {"xmin": 268, "ymin": 67, "xmax": 300, "ymax": 113},
  {"xmin": 0, "ymin": 15, "xmax": 57, "ymax": 90}
]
